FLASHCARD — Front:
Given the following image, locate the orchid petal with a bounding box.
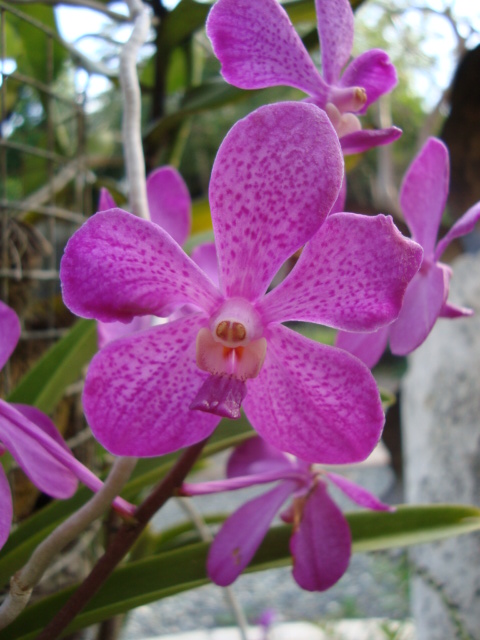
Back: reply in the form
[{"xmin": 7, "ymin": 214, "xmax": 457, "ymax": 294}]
[
  {"xmin": 227, "ymin": 437, "xmax": 295, "ymax": 479},
  {"xmin": 326, "ymin": 472, "xmax": 393, "ymax": 511},
  {"xmin": 191, "ymin": 242, "xmax": 219, "ymax": 287},
  {"xmin": 439, "ymin": 301, "xmax": 473, "ymax": 319},
  {"xmin": 340, "ymin": 126, "xmax": 402, "ymax": 155},
  {"xmin": 315, "ymin": 0, "xmax": 353, "ymax": 85},
  {"xmin": 330, "ymin": 175, "xmax": 347, "ymax": 215},
  {"xmin": 0, "ymin": 400, "xmax": 78, "ymax": 499},
  {"xmin": 206, "ymin": 0, "xmax": 327, "ymax": 99},
  {"xmin": 389, "ymin": 263, "xmax": 449, "ymax": 355},
  {"xmin": 97, "ymin": 316, "xmax": 152, "ymax": 349},
  {"xmin": 83, "ymin": 315, "xmax": 220, "ymax": 457},
  {"xmin": 399, "ymin": 138, "xmax": 449, "ymax": 258},
  {"xmin": 182, "ymin": 468, "xmax": 301, "ymax": 496},
  {"xmin": 98, "ymin": 188, "xmax": 117, "ymax": 212},
  {"xmin": 190, "ymin": 374, "xmax": 247, "ymax": 419},
  {"xmin": 61, "ymin": 209, "xmax": 222, "ymax": 323},
  {"xmin": 260, "ymin": 213, "xmax": 423, "ymax": 331},
  {"xmin": 335, "ymin": 326, "xmax": 389, "ymax": 369},
  {"xmin": 12, "ymin": 404, "xmax": 72, "ymax": 451},
  {"xmin": 0, "ymin": 464, "xmax": 12, "ymax": 550},
  {"xmin": 339, "ymin": 49, "xmax": 397, "ymax": 113},
  {"xmin": 434, "ymin": 201, "xmax": 480, "ymax": 261},
  {"xmin": 244, "ymin": 325, "xmax": 384, "ymax": 464},
  {"xmin": 146, "ymin": 167, "xmax": 191, "ymax": 246},
  {"xmin": 207, "ymin": 480, "xmax": 296, "ymax": 586},
  {"xmin": 210, "ymin": 102, "xmax": 343, "ymax": 301},
  {"xmin": 0, "ymin": 301, "xmax": 20, "ymax": 370},
  {"xmin": 290, "ymin": 481, "xmax": 351, "ymax": 591}
]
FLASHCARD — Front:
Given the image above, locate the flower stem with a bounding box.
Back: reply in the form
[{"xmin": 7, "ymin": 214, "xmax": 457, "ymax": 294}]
[
  {"xmin": 119, "ymin": 0, "xmax": 151, "ymax": 219},
  {"xmin": 0, "ymin": 456, "xmax": 137, "ymax": 631},
  {"xmin": 35, "ymin": 438, "xmax": 210, "ymax": 640}
]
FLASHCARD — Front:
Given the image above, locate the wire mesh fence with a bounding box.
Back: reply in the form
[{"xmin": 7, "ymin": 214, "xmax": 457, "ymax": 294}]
[{"xmin": 0, "ymin": 1, "xmax": 94, "ymax": 386}]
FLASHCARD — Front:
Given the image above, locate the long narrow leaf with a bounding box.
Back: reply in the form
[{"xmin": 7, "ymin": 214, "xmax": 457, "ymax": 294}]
[
  {"xmin": 7, "ymin": 319, "xmax": 97, "ymax": 414},
  {"xmin": 2, "ymin": 504, "xmax": 480, "ymax": 639}
]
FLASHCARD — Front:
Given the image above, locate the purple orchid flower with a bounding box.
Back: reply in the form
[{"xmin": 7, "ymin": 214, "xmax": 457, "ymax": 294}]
[
  {"xmin": 0, "ymin": 301, "xmax": 134, "ymax": 549},
  {"xmin": 60, "ymin": 102, "xmax": 422, "ymax": 463},
  {"xmin": 181, "ymin": 436, "xmax": 392, "ymax": 591},
  {"xmin": 206, "ymin": 0, "xmax": 400, "ymax": 154},
  {"xmin": 97, "ymin": 167, "xmax": 219, "ymax": 348},
  {"xmin": 336, "ymin": 137, "xmax": 480, "ymax": 368}
]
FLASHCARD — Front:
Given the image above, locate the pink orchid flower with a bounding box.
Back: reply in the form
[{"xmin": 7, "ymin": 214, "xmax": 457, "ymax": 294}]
[
  {"xmin": 61, "ymin": 102, "xmax": 422, "ymax": 463},
  {"xmin": 181, "ymin": 437, "xmax": 392, "ymax": 591},
  {"xmin": 206, "ymin": 0, "xmax": 400, "ymax": 154},
  {"xmin": 0, "ymin": 302, "xmax": 134, "ymax": 549},
  {"xmin": 97, "ymin": 167, "xmax": 219, "ymax": 348},
  {"xmin": 336, "ymin": 137, "xmax": 480, "ymax": 368}
]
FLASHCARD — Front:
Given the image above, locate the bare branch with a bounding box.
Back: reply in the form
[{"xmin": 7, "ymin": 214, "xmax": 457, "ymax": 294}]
[
  {"xmin": 0, "ymin": 456, "xmax": 137, "ymax": 631},
  {"xmin": 119, "ymin": 0, "xmax": 151, "ymax": 219}
]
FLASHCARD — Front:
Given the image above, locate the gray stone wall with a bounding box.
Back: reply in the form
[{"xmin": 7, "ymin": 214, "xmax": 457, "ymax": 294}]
[{"xmin": 402, "ymin": 253, "xmax": 480, "ymax": 640}]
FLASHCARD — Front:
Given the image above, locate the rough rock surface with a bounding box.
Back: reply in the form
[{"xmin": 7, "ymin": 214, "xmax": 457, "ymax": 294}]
[{"xmin": 402, "ymin": 253, "xmax": 480, "ymax": 640}]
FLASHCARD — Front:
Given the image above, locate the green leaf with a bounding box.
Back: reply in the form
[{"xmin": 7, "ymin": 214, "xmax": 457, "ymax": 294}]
[
  {"xmin": 349, "ymin": 504, "xmax": 480, "ymax": 552},
  {"xmin": 3, "ymin": 504, "xmax": 479, "ymax": 639},
  {"xmin": 7, "ymin": 319, "xmax": 97, "ymax": 414},
  {"xmin": 6, "ymin": 4, "xmax": 67, "ymax": 84}
]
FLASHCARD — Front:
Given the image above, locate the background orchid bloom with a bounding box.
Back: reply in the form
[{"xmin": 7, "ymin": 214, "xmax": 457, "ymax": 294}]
[
  {"xmin": 206, "ymin": 0, "xmax": 400, "ymax": 154},
  {"xmin": 0, "ymin": 301, "xmax": 134, "ymax": 549},
  {"xmin": 181, "ymin": 437, "xmax": 392, "ymax": 592},
  {"xmin": 97, "ymin": 167, "xmax": 219, "ymax": 348},
  {"xmin": 336, "ymin": 137, "xmax": 480, "ymax": 368},
  {"xmin": 61, "ymin": 102, "xmax": 422, "ymax": 463}
]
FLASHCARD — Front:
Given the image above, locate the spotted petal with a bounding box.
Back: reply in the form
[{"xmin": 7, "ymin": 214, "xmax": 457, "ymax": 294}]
[
  {"xmin": 209, "ymin": 102, "xmax": 343, "ymax": 301},
  {"xmin": 399, "ymin": 138, "xmax": 449, "ymax": 258},
  {"xmin": 260, "ymin": 213, "xmax": 423, "ymax": 331},
  {"xmin": 61, "ymin": 209, "xmax": 222, "ymax": 323},
  {"xmin": 206, "ymin": 0, "xmax": 327, "ymax": 98},
  {"xmin": 0, "ymin": 464, "xmax": 12, "ymax": 550},
  {"xmin": 83, "ymin": 315, "xmax": 220, "ymax": 457},
  {"xmin": 339, "ymin": 49, "xmax": 397, "ymax": 113},
  {"xmin": 335, "ymin": 326, "xmax": 390, "ymax": 370},
  {"xmin": 389, "ymin": 263, "xmax": 449, "ymax": 355},
  {"xmin": 0, "ymin": 301, "xmax": 20, "ymax": 370},
  {"xmin": 207, "ymin": 480, "xmax": 295, "ymax": 586},
  {"xmin": 243, "ymin": 325, "xmax": 384, "ymax": 464},
  {"xmin": 316, "ymin": 0, "xmax": 353, "ymax": 85},
  {"xmin": 290, "ymin": 481, "xmax": 351, "ymax": 591},
  {"xmin": 146, "ymin": 167, "xmax": 191, "ymax": 245}
]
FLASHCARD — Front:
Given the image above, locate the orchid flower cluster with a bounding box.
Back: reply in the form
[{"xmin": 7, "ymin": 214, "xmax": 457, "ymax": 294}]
[{"xmin": 2, "ymin": 0, "xmax": 480, "ymax": 621}]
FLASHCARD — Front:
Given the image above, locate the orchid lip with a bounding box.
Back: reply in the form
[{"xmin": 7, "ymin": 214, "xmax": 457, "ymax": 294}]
[
  {"xmin": 196, "ymin": 297, "xmax": 267, "ymax": 382},
  {"xmin": 190, "ymin": 375, "xmax": 247, "ymax": 419}
]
